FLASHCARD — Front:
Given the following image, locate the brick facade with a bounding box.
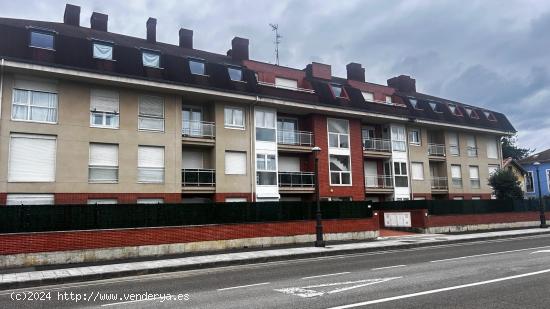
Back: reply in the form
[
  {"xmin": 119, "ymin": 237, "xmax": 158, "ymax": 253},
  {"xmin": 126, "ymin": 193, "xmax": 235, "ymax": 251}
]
[
  {"xmin": 52, "ymin": 193, "xmax": 182, "ymax": 205},
  {"xmin": 213, "ymin": 193, "xmax": 253, "ymax": 202}
]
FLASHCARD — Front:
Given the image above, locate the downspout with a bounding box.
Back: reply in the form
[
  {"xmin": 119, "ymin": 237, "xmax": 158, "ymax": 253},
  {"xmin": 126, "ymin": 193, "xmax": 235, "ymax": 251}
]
[
  {"xmin": 0, "ymin": 58, "xmax": 4, "ymax": 120},
  {"xmin": 250, "ymin": 96, "xmax": 259, "ymax": 202}
]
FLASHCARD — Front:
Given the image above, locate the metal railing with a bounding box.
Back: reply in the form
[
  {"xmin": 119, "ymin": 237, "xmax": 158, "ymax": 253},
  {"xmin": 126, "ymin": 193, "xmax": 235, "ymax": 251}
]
[
  {"xmin": 363, "ymin": 138, "xmax": 392, "ymax": 152},
  {"xmin": 451, "ymin": 177, "xmax": 463, "ymax": 188},
  {"xmin": 278, "ymin": 172, "xmax": 315, "ymax": 187},
  {"xmin": 277, "ymin": 130, "xmax": 313, "ymax": 146},
  {"xmin": 449, "ymin": 145, "xmax": 460, "ymax": 156},
  {"xmin": 431, "ymin": 177, "xmax": 449, "ymax": 190},
  {"xmin": 470, "ymin": 178, "xmax": 481, "ymax": 189},
  {"xmin": 428, "ymin": 143, "xmax": 446, "ymax": 156},
  {"xmin": 467, "ymin": 146, "xmax": 478, "ymax": 157},
  {"xmin": 182, "ymin": 120, "xmax": 215, "ymax": 138},
  {"xmin": 182, "ymin": 169, "xmax": 215, "ymax": 186},
  {"xmin": 364, "ymin": 175, "xmax": 394, "ymax": 189}
]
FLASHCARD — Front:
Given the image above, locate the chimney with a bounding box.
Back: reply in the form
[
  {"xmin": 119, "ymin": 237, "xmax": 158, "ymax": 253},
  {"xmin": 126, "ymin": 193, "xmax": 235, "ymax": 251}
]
[
  {"xmin": 63, "ymin": 4, "xmax": 80, "ymax": 26},
  {"xmin": 387, "ymin": 75, "xmax": 416, "ymax": 93},
  {"xmin": 90, "ymin": 12, "xmax": 108, "ymax": 32},
  {"xmin": 305, "ymin": 62, "xmax": 332, "ymax": 80},
  {"xmin": 146, "ymin": 18, "xmax": 157, "ymax": 43},
  {"xmin": 179, "ymin": 28, "xmax": 193, "ymax": 49},
  {"xmin": 230, "ymin": 37, "xmax": 249, "ymax": 61},
  {"xmin": 346, "ymin": 62, "xmax": 365, "ymax": 82}
]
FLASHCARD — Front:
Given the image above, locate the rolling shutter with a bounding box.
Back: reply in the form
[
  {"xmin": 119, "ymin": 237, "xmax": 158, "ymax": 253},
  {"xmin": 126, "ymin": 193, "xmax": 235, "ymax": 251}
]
[
  {"xmin": 6, "ymin": 194, "xmax": 54, "ymax": 205},
  {"xmin": 90, "ymin": 89, "xmax": 119, "ymax": 113},
  {"xmin": 8, "ymin": 134, "xmax": 56, "ymax": 182},
  {"xmin": 138, "ymin": 146, "xmax": 165, "ymax": 183},
  {"xmin": 225, "ymin": 151, "xmax": 246, "ymax": 174}
]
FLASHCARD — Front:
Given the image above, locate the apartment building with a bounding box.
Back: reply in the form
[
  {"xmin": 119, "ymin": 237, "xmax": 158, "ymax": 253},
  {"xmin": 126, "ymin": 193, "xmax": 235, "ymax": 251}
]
[{"xmin": 0, "ymin": 5, "xmax": 516, "ymax": 205}]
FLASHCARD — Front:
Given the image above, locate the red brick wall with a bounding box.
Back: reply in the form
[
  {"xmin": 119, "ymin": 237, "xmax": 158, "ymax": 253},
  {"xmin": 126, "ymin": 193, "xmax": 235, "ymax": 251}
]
[
  {"xmin": 242, "ymin": 60, "xmax": 312, "ymax": 89},
  {"xmin": 53, "ymin": 193, "xmax": 181, "ymax": 205},
  {"xmin": 0, "ymin": 218, "xmax": 379, "ymax": 255},
  {"xmin": 310, "ymin": 114, "xmax": 365, "ymax": 201},
  {"xmin": 427, "ymin": 211, "xmax": 548, "ymax": 227},
  {"xmin": 447, "ymin": 193, "xmax": 493, "ymax": 200},
  {"xmin": 379, "ymin": 209, "xmax": 428, "ymax": 228},
  {"xmin": 0, "ymin": 193, "xmax": 6, "ymax": 205},
  {"xmin": 412, "ymin": 193, "xmax": 432, "ymax": 200},
  {"xmin": 213, "ymin": 193, "xmax": 252, "ymax": 202}
]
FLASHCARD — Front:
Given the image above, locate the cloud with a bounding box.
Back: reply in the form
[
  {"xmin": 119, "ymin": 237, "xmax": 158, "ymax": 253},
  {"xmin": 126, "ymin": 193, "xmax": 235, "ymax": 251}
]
[{"xmin": 2, "ymin": 0, "xmax": 549, "ymax": 150}]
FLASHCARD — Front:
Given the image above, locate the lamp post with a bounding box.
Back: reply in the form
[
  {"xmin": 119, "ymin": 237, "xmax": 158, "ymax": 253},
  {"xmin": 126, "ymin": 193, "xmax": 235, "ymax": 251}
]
[
  {"xmin": 312, "ymin": 146, "xmax": 325, "ymax": 247},
  {"xmin": 533, "ymin": 162, "xmax": 548, "ymax": 228}
]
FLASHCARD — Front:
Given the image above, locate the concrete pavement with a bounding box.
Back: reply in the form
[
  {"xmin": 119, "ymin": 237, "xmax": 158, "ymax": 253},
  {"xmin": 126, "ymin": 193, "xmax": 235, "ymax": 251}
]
[{"xmin": 1, "ymin": 227, "xmax": 550, "ymax": 290}]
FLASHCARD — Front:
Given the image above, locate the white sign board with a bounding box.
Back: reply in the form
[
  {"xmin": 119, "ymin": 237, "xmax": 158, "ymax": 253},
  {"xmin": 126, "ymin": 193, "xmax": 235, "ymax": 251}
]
[{"xmin": 384, "ymin": 212, "xmax": 412, "ymax": 227}]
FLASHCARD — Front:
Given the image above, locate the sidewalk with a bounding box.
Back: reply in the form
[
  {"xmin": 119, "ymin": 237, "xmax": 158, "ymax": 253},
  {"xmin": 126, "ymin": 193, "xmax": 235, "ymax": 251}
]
[{"xmin": 1, "ymin": 228, "xmax": 549, "ymax": 290}]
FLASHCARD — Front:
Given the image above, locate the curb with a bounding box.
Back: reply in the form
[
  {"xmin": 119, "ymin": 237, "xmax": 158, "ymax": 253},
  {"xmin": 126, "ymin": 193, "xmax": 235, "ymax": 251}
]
[{"xmin": 2, "ymin": 229, "xmax": 550, "ymax": 290}]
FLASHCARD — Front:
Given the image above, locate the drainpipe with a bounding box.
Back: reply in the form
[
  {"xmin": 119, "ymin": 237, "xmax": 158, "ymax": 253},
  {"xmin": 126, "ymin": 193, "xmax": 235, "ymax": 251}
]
[
  {"xmin": 0, "ymin": 58, "xmax": 4, "ymax": 120},
  {"xmin": 249, "ymin": 96, "xmax": 259, "ymax": 202}
]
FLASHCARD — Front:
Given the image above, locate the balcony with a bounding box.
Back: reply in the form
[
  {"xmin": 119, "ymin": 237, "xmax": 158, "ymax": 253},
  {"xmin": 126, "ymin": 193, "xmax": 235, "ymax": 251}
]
[
  {"xmin": 278, "ymin": 171, "xmax": 315, "ymax": 193},
  {"xmin": 363, "ymin": 138, "xmax": 392, "ymax": 158},
  {"xmin": 431, "ymin": 177, "xmax": 449, "ymax": 191},
  {"xmin": 182, "ymin": 169, "xmax": 215, "ymax": 192},
  {"xmin": 365, "ymin": 175, "xmax": 394, "ymax": 193},
  {"xmin": 428, "ymin": 143, "xmax": 446, "ymax": 160},
  {"xmin": 277, "ymin": 130, "xmax": 314, "ymax": 153},
  {"xmin": 467, "ymin": 146, "xmax": 478, "ymax": 157},
  {"xmin": 182, "ymin": 120, "xmax": 215, "ymax": 146}
]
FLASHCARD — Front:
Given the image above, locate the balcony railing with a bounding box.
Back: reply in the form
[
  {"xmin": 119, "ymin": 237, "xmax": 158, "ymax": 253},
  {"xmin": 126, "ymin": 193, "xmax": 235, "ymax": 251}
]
[
  {"xmin": 431, "ymin": 177, "xmax": 449, "ymax": 190},
  {"xmin": 365, "ymin": 175, "xmax": 394, "ymax": 189},
  {"xmin": 449, "ymin": 145, "xmax": 460, "ymax": 156},
  {"xmin": 277, "ymin": 130, "xmax": 313, "ymax": 146},
  {"xmin": 428, "ymin": 143, "xmax": 446, "ymax": 156},
  {"xmin": 467, "ymin": 146, "xmax": 478, "ymax": 157},
  {"xmin": 451, "ymin": 177, "xmax": 463, "ymax": 188},
  {"xmin": 182, "ymin": 120, "xmax": 215, "ymax": 138},
  {"xmin": 182, "ymin": 169, "xmax": 215, "ymax": 186},
  {"xmin": 278, "ymin": 172, "xmax": 315, "ymax": 187},
  {"xmin": 470, "ymin": 178, "xmax": 481, "ymax": 189},
  {"xmin": 363, "ymin": 138, "xmax": 392, "ymax": 152}
]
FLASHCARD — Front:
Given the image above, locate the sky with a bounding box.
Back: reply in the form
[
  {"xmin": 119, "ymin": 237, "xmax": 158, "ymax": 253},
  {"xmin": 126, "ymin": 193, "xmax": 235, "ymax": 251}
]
[{"xmin": 1, "ymin": 0, "xmax": 549, "ymax": 151}]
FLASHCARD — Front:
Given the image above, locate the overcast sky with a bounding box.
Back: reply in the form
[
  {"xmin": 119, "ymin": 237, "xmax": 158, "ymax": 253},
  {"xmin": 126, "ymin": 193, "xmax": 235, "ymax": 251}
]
[{"xmin": 2, "ymin": 0, "xmax": 549, "ymax": 151}]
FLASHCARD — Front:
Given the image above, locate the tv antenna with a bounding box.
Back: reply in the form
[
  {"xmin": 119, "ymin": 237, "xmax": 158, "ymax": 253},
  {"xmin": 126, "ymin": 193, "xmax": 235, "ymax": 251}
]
[{"xmin": 269, "ymin": 23, "xmax": 281, "ymax": 65}]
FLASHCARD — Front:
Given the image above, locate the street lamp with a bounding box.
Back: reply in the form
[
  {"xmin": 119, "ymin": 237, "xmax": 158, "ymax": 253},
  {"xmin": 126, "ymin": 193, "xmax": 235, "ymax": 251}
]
[
  {"xmin": 312, "ymin": 146, "xmax": 325, "ymax": 247},
  {"xmin": 533, "ymin": 162, "xmax": 548, "ymax": 228}
]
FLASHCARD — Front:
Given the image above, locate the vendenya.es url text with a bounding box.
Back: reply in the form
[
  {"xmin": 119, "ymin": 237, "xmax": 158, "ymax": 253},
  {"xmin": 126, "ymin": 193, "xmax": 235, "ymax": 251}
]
[{"xmin": 11, "ymin": 291, "xmax": 190, "ymax": 303}]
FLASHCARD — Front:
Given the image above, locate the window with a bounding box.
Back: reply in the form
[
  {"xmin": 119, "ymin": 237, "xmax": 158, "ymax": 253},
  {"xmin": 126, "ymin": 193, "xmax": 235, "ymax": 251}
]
[
  {"xmin": 411, "ymin": 162, "xmax": 424, "ymax": 180},
  {"xmin": 526, "ymin": 171, "xmax": 535, "ymax": 193},
  {"xmin": 466, "ymin": 135, "xmax": 478, "ymax": 157},
  {"xmin": 228, "ymin": 66, "xmax": 243, "ymax": 81},
  {"xmin": 225, "ymin": 151, "xmax": 246, "ymax": 175},
  {"xmin": 138, "ymin": 146, "xmax": 165, "ymax": 183},
  {"xmin": 385, "ymin": 95, "xmax": 393, "ymax": 104},
  {"xmin": 92, "ymin": 41, "xmax": 113, "ymax": 60},
  {"xmin": 453, "ymin": 196, "xmax": 464, "ymax": 200},
  {"xmin": 137, "ymin": 198, "xmax": 164, "ymax": 204},
  {"xmin": 484, "ymin": 111, "xmax": 497, "ymax": 121},
  {"xmin": 488, "ymin": 164, "xmax": 499, "ymax": 176},
  {"xmin": 87, "ymin": 199, "xmax": 117, "ymax": 205},
  {"xmin": 472, "ymin": 196, "xmax": 481, "ymax": 200},
  {"xmin": 469, "ymin": 166, "xmax": 480, "ymax": 188},
  {"xmin": 275, "ymin": 77, "xmax": 298, "ymax": 89},
  {"xmin": 330, "ymin": 84, "xmax": 344, "ymax": 98},
  {"xmin": 362, "ymin": 91, "xmax": 374, "ymax": 102},
  {"xmin": 409, "ymin": 129, "xmax": 421, "ymax": 145},
  {"xmin": 328, "ymin": 118, "xmax": 350, "ymax": 149},
  {"xmin": 255, "ymin": 109, "xmax": 276, "ymax": 142},
  {"xmin": 429, "ymin": 101, "xmax": 442, "ymax": 113},
  {"xmin": 547, "ymin": 170, "xmax": 550, "ymax": 193},
  {"xmin": 138, "ymin": 95, "xmax": 164, "ymax": 131},
  {"xmin": 486, "ymin": 138, "xmax": 498, "ymax": 159},
  {"xmin": 224, "ymin": 106, "xmax": 244, "ymax": 129},
  {"xmin": 8, "ymin": 134, "xmax": 56, "ymax": 182},
  {"xmin": 394, "ymin": 162, "xmax": 408, "ymax": 187},
  {"xmin": 409, "ymin": 97, "xmax": 421, "ymax": 109},
  {"xmin": 448, "ymin": 103, "xmax": 463, "ymax": 116},
  {"xmin": 29, "ymin": 30, "xmax": 54, "ymax": 49},
  {"xmin": 89, "ymin": 143, "xmax": 118, "ymax": 183},
  {"xmin": 448, "ymin": 132, "xmax": 460, "ymax": 156},
  {"xmin": 142, "ymin": 50, "xmax": 160, "ymax": 68},
  {"xmin": 225, "ymin": 198, "xmax": 247, "ymax": 203},
  {"xmin": 189, "ymin": 58, "xmax": 206, "ymax": 75},
  {"xmin": 391, "ymin": 126, "xmax": 406, "ymax": 152},
  {"xmin": 329, "ymin": 155, "xmax": 351, "ymax": 185},
  {"xmin": 90, "ymin": 89, "xmax": 119, "ymax": 129},
  {"xmin": 256, "ymin": 154, "xmax": 277, "ymax": 185},
  {"xmin": 451, "ymin": 165, "xmax": 462, "ymax": 187},
  {"xmin": 12, "ymin": 88, "xmax": 58, "ymax": 123},
  {"xmin": 464, "ymin": 107, "xmax": 480, "ymax": 119},
  {"xmin": 7, "ymin": 194, "xmax": 54, "ymax": 206}
]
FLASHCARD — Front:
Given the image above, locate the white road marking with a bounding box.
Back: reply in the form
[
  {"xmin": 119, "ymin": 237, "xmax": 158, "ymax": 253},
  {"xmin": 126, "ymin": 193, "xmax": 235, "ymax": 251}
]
[
  {"xmin": 326, "ymin": 268, "xmax": 550, "ymax": 308},
  {"xmin": 429, "ymin": 245, "xmax": 550, "ymax": 263},
  {"xmin": 301, "ymin": 272, "xmax": 351, "ymax": 280},
  {"xmin": 371, "ymin": 265, "xmax": 406, "ymax": 271},
  {"xmin": 217, "ymin": 282, "xmax": 270, "ymax": 291},
  {"xmin": 530, "ymin": 250, "xmax": 550, "ymax": 254},
  {"xmin": 276, "ymin": 277, "xmax": 401, "ymax": 298},
  {"xmin": 101, "ymin": 294, "xmax": 177, "ymax": 307}
]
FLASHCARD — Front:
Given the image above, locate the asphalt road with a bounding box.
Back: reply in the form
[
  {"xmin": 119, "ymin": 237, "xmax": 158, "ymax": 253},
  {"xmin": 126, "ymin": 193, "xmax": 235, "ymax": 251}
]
[{"xmin": 2, "ymin": 233, "xmax": 550, "ymax": 308}]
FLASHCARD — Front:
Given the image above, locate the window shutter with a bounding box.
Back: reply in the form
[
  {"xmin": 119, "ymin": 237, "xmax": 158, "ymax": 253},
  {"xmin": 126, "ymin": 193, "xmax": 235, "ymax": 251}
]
[
  {"xmin": 278, "ymin": 156, "xmax": 300, "ymax": 172},
  {"xmin": 275, "ymin": 77, "xmax": 298, "ymax": 89},
  {"xmin": 469, "ymin": 166, "xmax": 479, "ymax": 179},
  {"xmin": 89, "ymin": 144, "xmax": 118, "ymax": 166},
  {"xmin": 182, "ymin": 150, "xmax": 203, "ymax": 169},
  {"xmin": 451, "ymin": 166, "xmax": 462, "ymax": 178},
  {"xmin": 6, "ymin": 194, "xmax": 54, "ymax": 205},
  {"xmin": 411, "ymin": 163, "xmax": 424, "ymax": 180},
  {"xmin": 225, "ymin": 151, "xmax": 246, "ymax": 174},
  {"xmin": 138, "ymin": 146, "xmax": 164, "ymax": 168},
  {"xmin": 8, "ymin": 134, "xmax": 56, "ymax": 182},
  {"xmin": 487, "ymin": 139, "xmax": 498, "ymax": 159},
  {"xmin": 139, "ymin": 96, "xmax": 164, "ymax": 117},
  {"xmin": 467, "ymin": 135, "xmax": 476, "ymax": 147},
  {"xmin": 14, "ymin": 76, "xmax": 57, "ymax": 93},
  {"xmin": 90, "ymin": 89, "xmax": 119, "ymax": 113},
  {"xmin": 449, "ymin": 132, "xmax": 459, "ymax": 145}
]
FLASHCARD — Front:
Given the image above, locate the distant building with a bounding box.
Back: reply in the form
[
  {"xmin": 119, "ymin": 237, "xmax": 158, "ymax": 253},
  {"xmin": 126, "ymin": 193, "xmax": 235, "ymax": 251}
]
[
  {"xmin": 519, "ymin": 149, "xmax": 550, "ymax": 198},
  {"xmin": 502, "ymin": 157, "xmax": 527, "ymax": 193}
]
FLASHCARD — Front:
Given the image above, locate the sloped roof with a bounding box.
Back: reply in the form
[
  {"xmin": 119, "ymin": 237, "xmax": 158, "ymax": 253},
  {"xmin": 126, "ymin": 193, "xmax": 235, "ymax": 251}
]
[{"xmin": 519, "ymin": 149, "xmax": 550, "ymax": 164}]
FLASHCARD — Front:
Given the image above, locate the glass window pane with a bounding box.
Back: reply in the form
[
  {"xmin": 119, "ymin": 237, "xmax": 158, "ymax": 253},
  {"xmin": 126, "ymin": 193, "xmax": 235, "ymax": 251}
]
[
  {"xmin": 341, "ymin": 173, "xmax": 351, "ymax": 185},
  {"xmin": 93, "ymin": 43, "xmax": 113, "ymax": 60},
  {"xmin": 256, "ymin": 154, "xmax": 265, "ymax": 170},
  {"xmin": 330, "ymin": 155, "xmax": 349, "ymax": 172},
  {"xmin": 256, "ymin": 128, "xmax": 276, "ymax": 142},
  {"xmin": 340, "ymin": 134, "xmax": 349, "ymax": 148},
  {"xmin": 266, "ymin": 155, "xmax": 276, "ymax": 171},
  {"xmin": 12, "ymin": 105, "xmax": 28, "ymax": 120},
  {"xmin": 329, "ymin": 134, "xmax": 339, "ymax": 148},
  {"xmin": 331, "ymin": 85, "xmax": 343, "ymax": 97},
  {"xmin": 30, "ymin": 31, "xmax": 54, "ymax": 49},
  {"xmin": 328, "ymin": 119, "xmax": 348, "ymax": 134},
  {"xmin": 142, "ymin": 51, "xmax": 160, "ymax": 68},
  {"xmin": 13, "ymin": 89, "xmax": 29, "ymax": 104},
  {"xmin": 189, "ymin": 60, "xmax": 205, "ymax": 75},
  {"xmin": 331, "ymin": 172, "xmax": 340, "ymax": 184},
  {"xmin": 228, "ymin": 67, "xmax": 242, "ymax": 81}
]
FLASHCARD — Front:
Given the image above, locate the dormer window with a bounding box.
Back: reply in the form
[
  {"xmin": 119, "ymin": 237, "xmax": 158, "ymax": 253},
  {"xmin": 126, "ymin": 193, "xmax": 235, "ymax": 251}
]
[
  {"xmin": 228, "ymin": 66, "xmax": 243, "ymax": 81},
  {"xmin": 385, "ymin": 95, "xmax": 393, "ymax": 104},
  {"xmin": 448, "ymin": 103, "xmax": 463, "ymax": 116},
  {"xmin": 409, "ymin": 97, "xmax": 421, "ymax": 110},
  {"xmin": 189, "ymin": 58, "xmax": 206, "ymax": 75},
  {"xmin": 275, "ymin": 77, "xmax": 298, "ymax": 89},
  {"xmin": 142, "ymin": 50, "xmax": 160, "ymax": 68},
  {"xmin": 330, "ymin": 84, "xmax": 348, "ymax": 99},
  {"xmin": 92, "ymin": 41, "xmax": 113, "ymax": 60},
  {"xmin": 429, "ymin": 101, "xmax": 442, "ymax": 113},
  {"xmin": 483, "ymin": 111, "xmax": 497, "ymax": 121},
  {"xmin": 29, "ymin": 29, "xmax": 55, "ymax": 50},
  {"xmin": 464, "ymin": 107, "xmax": 480, "ymax": 119},
  {"xmin": 362, "ymin": 91, "xmax": 374, "ymax": 102}
]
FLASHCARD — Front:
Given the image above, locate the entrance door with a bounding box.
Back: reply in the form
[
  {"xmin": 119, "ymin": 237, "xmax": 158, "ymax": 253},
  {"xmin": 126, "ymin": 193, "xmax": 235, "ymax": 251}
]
[
  {"xmin": 182, "ymin": 107, "xmax": 202, "ymax": 136},
  {"xmin": 364, "ymin": 161, "xmax": 378, "ymax": 187}
]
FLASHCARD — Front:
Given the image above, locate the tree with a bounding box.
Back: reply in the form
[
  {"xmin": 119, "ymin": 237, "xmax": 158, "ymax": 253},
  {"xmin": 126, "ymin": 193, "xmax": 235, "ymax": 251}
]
[
  {"xmin": 501, "ymin": 134, "xmax": 533, "ymax": 160},
  {"xmin": 488, "ymin": 169, "xmax": 523, "ymax": 200}
]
